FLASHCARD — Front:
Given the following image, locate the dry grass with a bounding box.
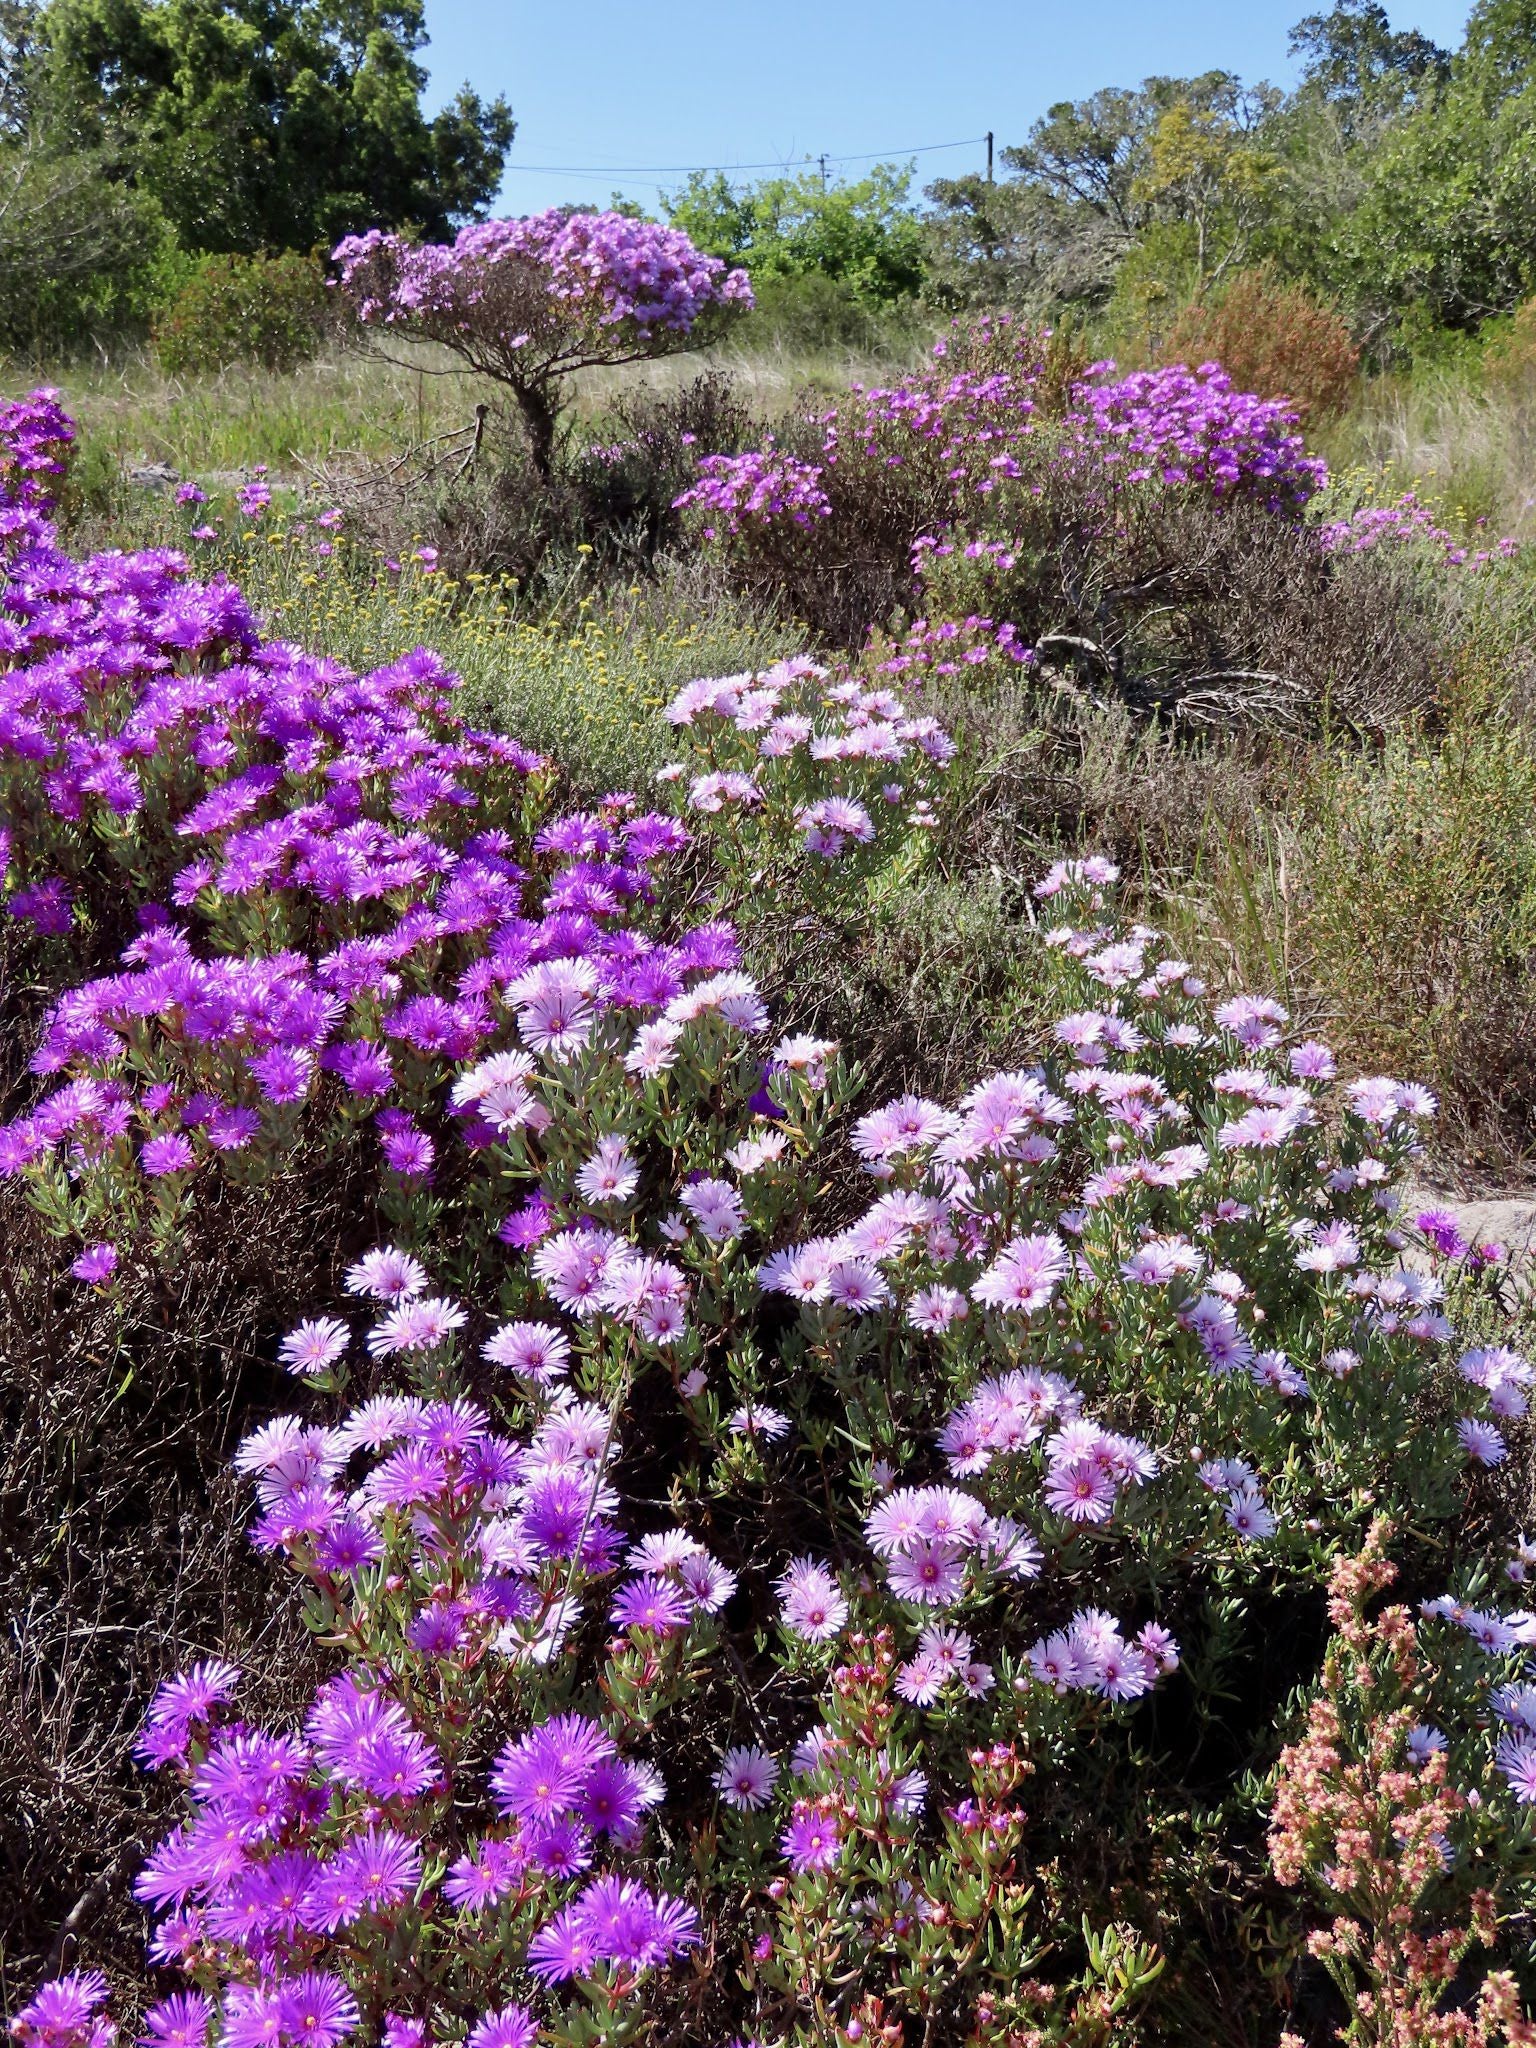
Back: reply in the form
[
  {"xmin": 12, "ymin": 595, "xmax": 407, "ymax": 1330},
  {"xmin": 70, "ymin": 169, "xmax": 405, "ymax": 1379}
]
[{"xmin": 43, "ymin": 326, "xmax": 937, "ymax": 481}]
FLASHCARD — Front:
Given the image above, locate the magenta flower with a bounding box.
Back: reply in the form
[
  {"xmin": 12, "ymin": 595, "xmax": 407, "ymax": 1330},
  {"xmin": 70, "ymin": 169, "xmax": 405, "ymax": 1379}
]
[
  {"xmin": 138, "ymin": 1995, "xmax": 211, "ymax": 2048},
  {"xmin": 464, "ymin": 2009, "xmax": 538, "ymax": 2048},
  {"xmin": 141, "ymin": 1130, "xmax": 196, "ymax": 1175},
  {"xmin": 70, "ymin": 1241, "xmax": 118, "ymax": 1284},
  {"xmin": 13, "ymin": 1971, "xmax": 114, "ymax": 2048},
  {"xmin": 610, "ymin": 1575, "xmax": 692, "ymax": 1635},
  {"xmin": 780, "ymin": 1804, "xmax": 841, "ymax": 1873}
]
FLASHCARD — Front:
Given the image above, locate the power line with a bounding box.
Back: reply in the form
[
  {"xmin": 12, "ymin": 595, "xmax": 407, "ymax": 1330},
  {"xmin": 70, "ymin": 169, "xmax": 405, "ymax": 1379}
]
[{"xmin": 497, "ymin": 136, "xmax": 989, "ymax": 179}]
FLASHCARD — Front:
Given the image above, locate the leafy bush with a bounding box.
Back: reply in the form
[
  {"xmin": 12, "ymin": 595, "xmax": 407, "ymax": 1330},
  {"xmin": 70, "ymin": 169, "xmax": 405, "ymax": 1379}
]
[
  {"xmin": 153, "ymin": 251, "xmax": 330, "ymax": 375},
  {"xmin": 744, "ymin": 270, "xmax": 932, "ymax": 354},
  {"xmin": 0, "ymin": 143, "xmax": 170, "ymax": 357},
  {"xmin": 1162, "ymin": 268, "xmax": 1362, "ymax": 424},
  {"xmin": 6, "ymin": 391, "xmax": 1536, "ymax": 2040},
  {"xmin": 661, "ymin": 162, "xmax": 926, "ymax": 307}
]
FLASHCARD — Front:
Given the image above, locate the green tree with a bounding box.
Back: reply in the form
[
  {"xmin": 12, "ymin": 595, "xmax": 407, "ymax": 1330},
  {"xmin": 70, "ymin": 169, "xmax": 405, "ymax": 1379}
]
[
  {"xmin": 1133, "ymin": 93, "xmax": 1279, "ymax": 293},
  {"xmin": 662, "ymin": 162, "xmax": 924, "ymax": 305},
  {"xmin": 1288, "ymin": 0, "xmax": 1448, "ymax": 122},
  {"xmin": 925, "ymin": 74, "xmax": 1269, "ymax": 311},
  {"xmin": 33, "ymin": 0, "xmax": 513, "ymax": 254},
  {"xmin": 1341, "ymin": 0, "xmax": 1536, "ymax": 325}
]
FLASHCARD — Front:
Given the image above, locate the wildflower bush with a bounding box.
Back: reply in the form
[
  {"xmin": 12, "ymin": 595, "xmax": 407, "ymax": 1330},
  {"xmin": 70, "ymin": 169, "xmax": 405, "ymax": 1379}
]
[
  {"xmin": 671, "ymin": 314, "xmax": 1464, "ymax": 731},
  {"xmin": 7, "ymin": 386, "xmax": 1536, "ymax": 2040},
  {"xmin": 331, "ymin": 213, "xmax": 753, "ymax": 478}
]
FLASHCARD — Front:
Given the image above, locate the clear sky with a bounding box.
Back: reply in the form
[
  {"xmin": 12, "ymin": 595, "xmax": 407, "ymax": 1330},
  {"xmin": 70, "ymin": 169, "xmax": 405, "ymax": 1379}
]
[{"xmin": 418, "ymin": 0, "xmax": 1473, "ymax": 219}]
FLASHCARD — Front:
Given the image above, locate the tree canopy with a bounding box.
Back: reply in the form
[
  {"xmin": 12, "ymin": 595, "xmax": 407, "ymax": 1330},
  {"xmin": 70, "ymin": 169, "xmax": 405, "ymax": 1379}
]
[
  {"xmin": 31, "ymin": 0, "xmax": 513, "ymax": 252},
  {"xmin": 661, "ymin": 162, "xmax": 925, "ymax": 306}
]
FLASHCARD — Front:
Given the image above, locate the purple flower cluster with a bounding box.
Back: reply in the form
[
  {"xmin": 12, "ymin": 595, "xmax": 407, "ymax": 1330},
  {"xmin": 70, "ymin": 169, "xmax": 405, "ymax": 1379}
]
[
  {"xmin": 93, "ymin": 1259, "xmax": 714, "ymax": 2043},
  {"xmin": 1315, "ymin": 489, "xmax": 1518, "ymax": 568},
  {"xmin": 663, "ymin": 658, "xmax": 952, "ymax": 862},
  {"xmin": 333, "ymin": 211, "xmax": 752, "ymax": 340},
  {"xmin": 679, "ymin": 329, "xmax": 1329, "ymax": 606},
  {"xmin": 677, "ymin": 315, "xmax": 1048, "ymax": 550},
  {"xmin": 677, "ymin": 441, "xmax": 832, "ymax": 535},
  {"xmin": 1066, "ymin": 360, "xmax": 1328, "ymax": 513}
]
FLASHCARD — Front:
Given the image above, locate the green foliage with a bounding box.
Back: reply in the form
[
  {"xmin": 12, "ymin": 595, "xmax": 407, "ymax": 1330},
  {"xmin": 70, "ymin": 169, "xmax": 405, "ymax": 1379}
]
[
  {"xmin": 33, "ymin": 0, "xmax": 513, "ymax": 254},
  {"xmin": 663, "ymin": 161, "xmax": 925, "ymax": 306},
  {"xmin": 0, "ymin": 136, "xmax": 167, "ymax": 353},
  {"xmin": 152, "ymin": 247, "xmax": 327, "ymax": 374}
]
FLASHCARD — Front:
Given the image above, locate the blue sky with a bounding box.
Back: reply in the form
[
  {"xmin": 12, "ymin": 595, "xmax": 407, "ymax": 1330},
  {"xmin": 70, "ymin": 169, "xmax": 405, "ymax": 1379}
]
[{"xmin": 419, "ymin": 0, "xmax": 1473, "ymax": 218}]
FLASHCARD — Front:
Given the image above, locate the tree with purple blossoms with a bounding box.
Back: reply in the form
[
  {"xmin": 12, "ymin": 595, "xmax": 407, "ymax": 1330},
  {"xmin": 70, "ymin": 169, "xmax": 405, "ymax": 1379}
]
[{"xmin": 331, "ymin": 211, "xmax": 753, "ymax": 478}]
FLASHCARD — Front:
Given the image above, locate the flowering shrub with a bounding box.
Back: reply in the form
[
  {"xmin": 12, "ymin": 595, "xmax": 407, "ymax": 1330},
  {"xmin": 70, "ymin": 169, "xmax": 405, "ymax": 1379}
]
[
  {"xmin": 6, "ymin": 390, "xmax": 1536, "ymax": 2039},
  {"xmin": 1315, "ymin": 489, "xmax": 1519, "ymax": 570},
  {"xmin": 1068, "ymin": 360, "xmax": 1327, "ymax": 514},
  {"xmin": 674, "ymin": 318, "xmax": 1332, "ymax": 645},
  {"xmin": 332, "ymin": 214, "xmax": 753, "ymax": 475},
  {"xmin": 672, "ymin": 314, "xmax": 1050, "ymax": 640},
  {"xmin": 1271, "ymin": 1524, "xmax": 1536, "ymax": 2046}
]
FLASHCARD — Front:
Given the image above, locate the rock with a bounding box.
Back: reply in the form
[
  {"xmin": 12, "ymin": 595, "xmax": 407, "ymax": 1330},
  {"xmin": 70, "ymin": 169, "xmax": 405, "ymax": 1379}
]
[
  {"xmin": 127, "ymin": 462, "xmax": 181, "ymax": 491},
  {"xmin": 1405, "ymin": 1185, "xmax": 1536, "ymax": 1274}
]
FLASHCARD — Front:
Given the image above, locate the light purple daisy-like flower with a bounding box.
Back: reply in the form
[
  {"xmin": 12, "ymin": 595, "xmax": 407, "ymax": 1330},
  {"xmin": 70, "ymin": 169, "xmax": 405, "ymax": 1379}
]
[
  {"xmin": 886, "ymin": 1536, "xmax": 967, "ymax": 1606},
  {"xmin": 1043, "ymin": 1457, "xmax": 1117, "ymax": 1525},
  {"xmin": 482, "ymin": 1319, "xmax": 570, "ymax": 1381},
  {"xmin": 729, "ymin": 1403, "xmax": 790, "ymax": 1441},
  {"xmin": 1223, "ymin": 1485, "xmax": 1277, "ymax": 1541},
  {"xmin": 714, "ymin": 1744, "xmax": 778, "ymax": 1809},
  {"xmin": 1459, "ymin": 1416, "xmax": 1508, "ymax": 1467},
  {"xmin": 776, "ymin": 1557, "xmax": 848, "ymax": 1641},
  {"xmin": 780, "ymin": 1804, "xmax": 841, "ymax": 1872},
  {"xmin": 278, "ymin": 1317, "xmax": 350, "ymax": 1377},
  {"xmin": 1497, "ymin": 1731, "xmax": 1536, "ymax": 1803},
  {"xmin": 367, "ymin": 1296, "xmax": 466, "ymax": 1358},
  {"xmin": 971, "ymin": 1231, "xmax": 1067, "ymax": 1315},
  {"xmin": 344, "ymin": 1247, "xmax": 428, "ymax": 1303},
  {"xmin": 679, "ymin": 1176, "xmax": 746, "ymax": 1241},
  {"xmin": 1406, "ymin": 1723, "xmax": 1448, "ymax": 1764}
]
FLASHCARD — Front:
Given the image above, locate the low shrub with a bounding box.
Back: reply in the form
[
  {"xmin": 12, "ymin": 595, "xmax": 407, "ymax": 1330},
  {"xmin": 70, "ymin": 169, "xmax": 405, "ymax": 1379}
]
[
  {"xmin": 153, "ymin": 252, "xmax": 331, "ymax": 376},
  {"xmin": 1162, "ymin": 269, "xmax": 1362, "ymax": 424},
  {"xmin": 324, "ymin": 372, "xmax": 761, "ymax": 599},
  {"xmin": 676, "ymin": 325, "xmax": 1338, "ymax": 654}
]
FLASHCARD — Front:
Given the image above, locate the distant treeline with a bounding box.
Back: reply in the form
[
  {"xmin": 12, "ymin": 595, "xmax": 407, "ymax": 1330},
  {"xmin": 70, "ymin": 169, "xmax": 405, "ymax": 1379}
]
[{"xmin": 5, "ymin": 0, "xmax": 1536, "ymax": 369}]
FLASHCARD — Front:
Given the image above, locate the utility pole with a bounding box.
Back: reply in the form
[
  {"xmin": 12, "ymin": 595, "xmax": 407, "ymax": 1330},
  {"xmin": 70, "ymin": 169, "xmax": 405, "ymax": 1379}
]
[
  {"xmin": 818, "ymin": 152, "xmax": 829, "ymax": 192},
  {"xmin": 985, "ymin": 130, "xmax": 994, "ymax": 183}
]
